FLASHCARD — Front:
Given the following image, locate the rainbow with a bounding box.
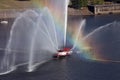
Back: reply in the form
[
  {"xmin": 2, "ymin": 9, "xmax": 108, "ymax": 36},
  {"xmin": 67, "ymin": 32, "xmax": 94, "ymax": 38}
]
[{"xmin": 31, "ymin": 0, "xmax": 119, "ymax": 63}]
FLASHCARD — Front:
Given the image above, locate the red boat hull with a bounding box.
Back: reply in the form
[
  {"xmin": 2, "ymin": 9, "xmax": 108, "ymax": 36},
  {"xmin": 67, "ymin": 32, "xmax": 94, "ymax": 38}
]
[{"xmin": 53, "ymin": 48, "xmax": 72, "ymax": 59}]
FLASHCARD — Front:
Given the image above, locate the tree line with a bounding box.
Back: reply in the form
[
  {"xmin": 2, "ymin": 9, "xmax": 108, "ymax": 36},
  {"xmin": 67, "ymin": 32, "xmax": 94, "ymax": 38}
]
[{"xmin": 70, "ymin": 0, "xmax": 104, "ymax": 8}]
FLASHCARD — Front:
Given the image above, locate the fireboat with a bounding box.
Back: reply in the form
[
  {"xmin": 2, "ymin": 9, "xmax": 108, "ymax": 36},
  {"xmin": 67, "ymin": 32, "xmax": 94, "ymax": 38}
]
[{"xmin": 53, "ymin": 48, "xmax": 72, "ymax": 59}]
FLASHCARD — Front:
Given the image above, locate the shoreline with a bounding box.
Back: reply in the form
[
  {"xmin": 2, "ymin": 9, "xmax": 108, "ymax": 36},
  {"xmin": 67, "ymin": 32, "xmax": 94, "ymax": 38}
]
[
  {"xmin": 68, "ymin": 7, "xmax": 120, "ymax": 16},
  {"xmin": 0, "ymin": 7, "xmax": 119, "ymax": 19},
  {"xmin": 0, "ymin": 8, "xmax": 93, "ymax": 19},
  {"xmin": 68, "ymin": 7, "xmax": 94, "ymax": 16},
  {"xmin": 0, "ymin": 8, "xmax": 35, "ymax": 18}
]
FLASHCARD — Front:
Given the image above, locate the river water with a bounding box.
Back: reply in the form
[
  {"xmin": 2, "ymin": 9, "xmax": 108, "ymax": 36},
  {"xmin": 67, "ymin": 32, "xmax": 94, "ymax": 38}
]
[
  {"xmin": 68, "ymin": 14, "xmax": 120, "ymax": 61},
  {"xmin": 0, "ymin": 14, "xmax": 120, "ymax": 80},
  {"xmin": 68, "ymin": 14, "xmax": 120, "ymax": 34}
]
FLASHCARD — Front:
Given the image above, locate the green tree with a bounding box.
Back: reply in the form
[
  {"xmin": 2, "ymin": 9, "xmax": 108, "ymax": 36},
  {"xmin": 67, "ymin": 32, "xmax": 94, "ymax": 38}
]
[
  {"xmin": 91, "ymin": 0, "xmax": 104, "ymax": 5},
  {"xmin": 79, "ymin": 0, "xmax": 88, "ymax": 7},
  {"xmin": 70, "ymin": 0, "xmax": 79, "ymax": 9},
  {"xmin": 111, "ymin": 0, "xmax": 120, "ymax": 3},
  {"xmin": 70, "ymin": 0, "xmax": 88, "ymax": 9}
]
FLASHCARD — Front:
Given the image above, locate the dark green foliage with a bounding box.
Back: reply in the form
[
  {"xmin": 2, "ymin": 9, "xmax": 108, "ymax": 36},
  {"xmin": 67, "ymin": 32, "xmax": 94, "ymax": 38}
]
[
  {"xmin": 79, "ymin": 0, "xmax": 88, "ymax": 7},
  {"xmin": 70, "ymin": 0, "xmax": 88, "ymax": 9},
  {"xmin": 111, "ymin": 0, "xmax": 120, "ymax": 3},
  {"xmin": 70, "ymin": 0, "xmax": 81, "ymax": 9},
  {"xmin": 69, "ymin": 0, "xmax": 105, "ymax": 9},
  {"xmin": 17, "ymin": 0, "xmax": 30, "ymax": 1},
  {"xmin": 92, "ymin": 0, "xmax": 104, "ymax": 5}
]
